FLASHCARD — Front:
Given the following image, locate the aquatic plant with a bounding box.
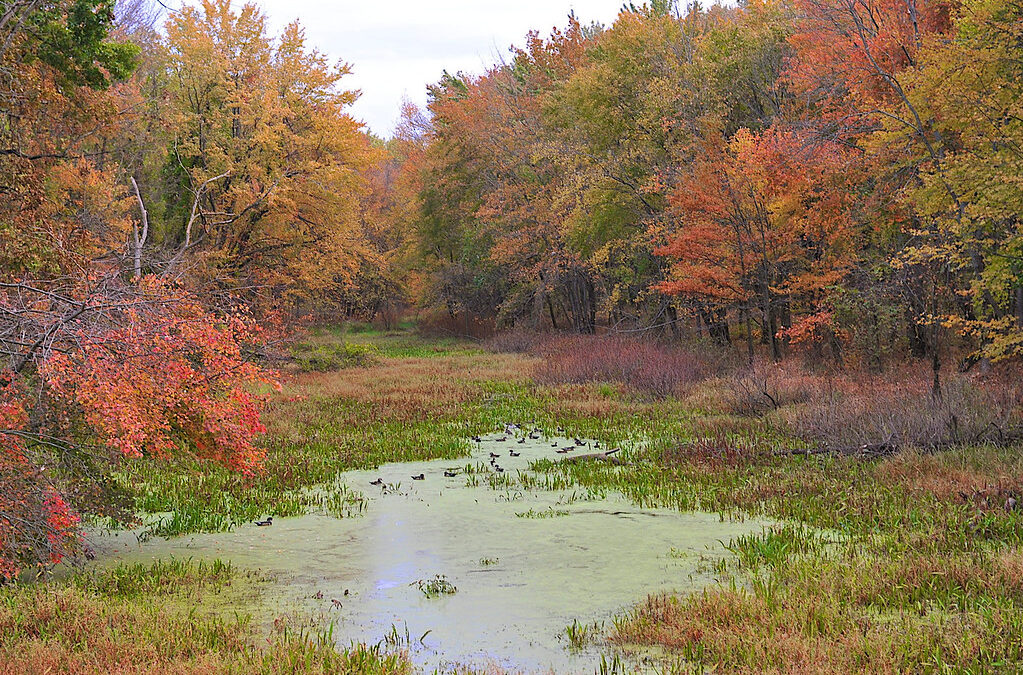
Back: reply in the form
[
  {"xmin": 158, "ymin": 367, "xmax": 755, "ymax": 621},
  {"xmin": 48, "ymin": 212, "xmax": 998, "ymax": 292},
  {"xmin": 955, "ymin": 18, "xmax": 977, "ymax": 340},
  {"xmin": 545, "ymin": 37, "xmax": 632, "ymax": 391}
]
[
  {"xmin": 515, "ymin": 507, "xmax": 570, "ymax": 519},
  {"xmin": 564, "ymin": 619, "xmax": 603, "ymax": 650},
  {"xmin": 411, "ymin": 575, "xmax": 457, "ymax": 598}
]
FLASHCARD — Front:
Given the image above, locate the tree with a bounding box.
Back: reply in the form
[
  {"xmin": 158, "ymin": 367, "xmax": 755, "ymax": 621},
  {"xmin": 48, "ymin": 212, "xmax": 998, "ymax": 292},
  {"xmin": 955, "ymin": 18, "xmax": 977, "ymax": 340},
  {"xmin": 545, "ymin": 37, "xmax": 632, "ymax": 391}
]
[{"xmin": 154, "ymin": 0, "xmax": 376, "ymax": 309}]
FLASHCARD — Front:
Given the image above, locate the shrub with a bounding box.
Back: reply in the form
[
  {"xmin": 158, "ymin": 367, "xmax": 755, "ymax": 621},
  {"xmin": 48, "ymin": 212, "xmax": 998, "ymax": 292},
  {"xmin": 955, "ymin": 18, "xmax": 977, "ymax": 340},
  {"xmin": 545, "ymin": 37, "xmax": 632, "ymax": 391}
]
[
  {"xmin": 787, "ymin": 373, "xmax": 1023, "ymax": 449},
  {"xmin": 533, "ymin": 335, "xmax": 719, "ymax": 398},
  {"xmin": 484, "ymin": 329, "xmax": 543, "ymax": 354},
  {"xmin": 723, "ymin": 366, "xmax": 816, "ymax": 417}
]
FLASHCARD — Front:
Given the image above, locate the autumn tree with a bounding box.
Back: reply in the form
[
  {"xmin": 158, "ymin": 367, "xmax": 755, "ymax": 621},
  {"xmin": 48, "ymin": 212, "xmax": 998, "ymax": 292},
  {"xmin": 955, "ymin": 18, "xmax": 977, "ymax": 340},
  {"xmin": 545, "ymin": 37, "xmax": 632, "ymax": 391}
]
[
  {"xmin": 125, "ymin": 0, "xmax": 378, "ymax": 311},
  {"xmin": 0, "ymin": 1, "xmax": 277, "ymax": 577}
]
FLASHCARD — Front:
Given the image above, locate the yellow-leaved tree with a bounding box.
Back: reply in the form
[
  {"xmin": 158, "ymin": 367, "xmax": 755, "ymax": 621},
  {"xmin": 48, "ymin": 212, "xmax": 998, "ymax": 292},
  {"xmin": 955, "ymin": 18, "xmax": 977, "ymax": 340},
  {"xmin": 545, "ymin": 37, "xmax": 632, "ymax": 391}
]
[{"xmin": 158, "ymin": 0, "xmax": 378, "ymax": 309}]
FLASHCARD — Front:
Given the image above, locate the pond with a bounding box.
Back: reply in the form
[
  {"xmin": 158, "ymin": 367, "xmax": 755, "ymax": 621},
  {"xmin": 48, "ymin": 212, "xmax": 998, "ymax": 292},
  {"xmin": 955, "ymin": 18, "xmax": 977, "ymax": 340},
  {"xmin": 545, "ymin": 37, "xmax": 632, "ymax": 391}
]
[{"xmin": 87, "ymin": 432, "xmax": 770, "ymax": 673}]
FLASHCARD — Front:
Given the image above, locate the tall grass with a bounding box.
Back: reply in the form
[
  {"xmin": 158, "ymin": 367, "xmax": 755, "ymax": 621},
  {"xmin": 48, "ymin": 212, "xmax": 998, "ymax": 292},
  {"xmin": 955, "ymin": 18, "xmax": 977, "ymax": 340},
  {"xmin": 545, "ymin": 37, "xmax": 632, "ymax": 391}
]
[{"xmin": 0, "ymin": 559, "xmax": 411, "ymax": 674}]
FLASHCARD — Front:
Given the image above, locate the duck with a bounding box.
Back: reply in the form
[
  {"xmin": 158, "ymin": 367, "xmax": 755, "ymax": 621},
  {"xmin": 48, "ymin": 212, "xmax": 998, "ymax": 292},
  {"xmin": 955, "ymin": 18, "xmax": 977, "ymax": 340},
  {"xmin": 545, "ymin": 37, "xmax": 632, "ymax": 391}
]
[
  {"xmin": 494, "ymin": 466, "xmax": 505, "ymax": 473},
  {"xmin": 444, "ymin": 470, "xmax": 458, "ymax": 478},
  {"xmin": 556, "ymin": 447, "xmax": 573, "ymax": 454},
  {"xmin": 471, "ymin": 435, "xmax": 482, "ymax": 443},
  {"xmin": 574, "ymin": 438, "xmax": 585, "ymax": 446},
  {"xmin": 412, "ymin": 473, "xmax": 425, "ymax": 480},
  {"xmin": 495, "ymin": 437, "xmax": 507, "ymax": 442},
  {"xmin": 550, "ymin": 442, "xmax": 558, "ymax": 448},
  {"xmin": 509, "ymin": 451, "xmax": 521, "ymax": 457},
  {"xmin": 369, "ymin": 478, "xmax": 384, "ymax": 486},
  {"xmin": 517, "ymin": 438, "xmax": 526, "ymax": 444},
  {"xmin": 255, "ymin": 516, "xmax": 273, "ymax": 527},
  {"xmin": 489, "ymin": 452, "xmax": 501, "ymax": 458}
]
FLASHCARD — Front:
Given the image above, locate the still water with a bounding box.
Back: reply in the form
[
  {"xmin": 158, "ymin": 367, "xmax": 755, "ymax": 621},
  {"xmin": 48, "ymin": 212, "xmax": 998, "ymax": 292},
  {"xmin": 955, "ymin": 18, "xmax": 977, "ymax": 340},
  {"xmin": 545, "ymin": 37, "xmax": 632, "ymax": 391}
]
[{"xmin": 89, "ymin": 433, "xmax": 769, "ymax": 673}]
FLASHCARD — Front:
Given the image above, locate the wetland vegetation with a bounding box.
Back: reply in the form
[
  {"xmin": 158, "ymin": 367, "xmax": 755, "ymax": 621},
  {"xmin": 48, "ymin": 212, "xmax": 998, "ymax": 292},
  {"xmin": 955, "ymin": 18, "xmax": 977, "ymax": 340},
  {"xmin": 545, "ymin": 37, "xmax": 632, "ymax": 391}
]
[{"xmin": 5, "ymin": 326, "xmax": 1022, "ymax": 672}]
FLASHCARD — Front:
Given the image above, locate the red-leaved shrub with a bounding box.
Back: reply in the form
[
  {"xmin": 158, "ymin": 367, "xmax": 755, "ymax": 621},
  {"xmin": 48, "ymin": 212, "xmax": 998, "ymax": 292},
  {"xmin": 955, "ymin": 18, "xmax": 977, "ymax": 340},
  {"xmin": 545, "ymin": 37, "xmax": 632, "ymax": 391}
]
[{"xmin": 533, "ymin": 335, "xmax": 717, "ymax": 398}]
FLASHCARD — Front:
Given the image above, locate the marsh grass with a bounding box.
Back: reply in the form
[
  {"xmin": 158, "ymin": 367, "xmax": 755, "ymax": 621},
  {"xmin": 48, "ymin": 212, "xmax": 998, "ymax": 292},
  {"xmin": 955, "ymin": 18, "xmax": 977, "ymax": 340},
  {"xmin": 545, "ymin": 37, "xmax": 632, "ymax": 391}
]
[
  {"xmin": 0, "ymin": 559, "xmax": 410, "ymax": 675},
  {"xmin": 723, "ymin": 524, "xmax": 834, "ymax": 571},
  {"xmin": 290, "ymin": 341, "xmax": 380, "ymax": 372},
  {"xmin": 564, "ymin": 619, "xmax": 603, "ymax": 650}
]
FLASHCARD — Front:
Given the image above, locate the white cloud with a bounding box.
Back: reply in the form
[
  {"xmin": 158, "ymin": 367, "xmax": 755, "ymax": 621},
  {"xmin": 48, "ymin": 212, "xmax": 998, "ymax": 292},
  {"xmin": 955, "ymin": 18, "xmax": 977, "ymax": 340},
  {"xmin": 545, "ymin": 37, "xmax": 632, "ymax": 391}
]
[{"xmin": 253, "ymin": 0, "xmax": 625, "ymax": 136}]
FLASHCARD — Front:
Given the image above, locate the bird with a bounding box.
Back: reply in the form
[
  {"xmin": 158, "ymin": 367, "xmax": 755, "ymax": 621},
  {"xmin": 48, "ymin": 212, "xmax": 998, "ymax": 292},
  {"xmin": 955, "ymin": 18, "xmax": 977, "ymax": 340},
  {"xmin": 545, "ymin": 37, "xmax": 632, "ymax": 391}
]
[
  {"xmin": 557, "ymin": 447, "xmax": 573, "ymax": 454},
  {"xmin": 331, "ymin": 598, "xmax": 343, "ymax": 609},
  {"xmin": 489, "ymin": 452, "xmax": 501, "ymax": 458},
  {"xmin": 551, "ymin": 442, "xmax": 558, "ymax": 448},
  {"xmin": 444, "ymin": 470, "xmax": 458, "ymax": 478},
  {"xmin": 412, "ymin": 473, "xmax": 425, "ymax": 480},
  {"xmin": 255, "ymin": 516, "xmax": 273, "ymax": 527},
  {"xmin": 509, "ymin": 451, "xmax": 520, "ymax": 457},
  {"xmin": 495, "ymin": 437, "xmax": 507, "ymax": 442},
  {"xmin": 369, "ymin": 478, "xmax": 383, "ymax": 486},
  {"xmin": 574, "ymin": 438, "xmax": 585, "ymax": 446},
  {"xmin": 471, "ymin": 435, "xmax": 482, "ymax": 443},
  {"xmin": 495, "ymin": 466, "xmax": 505, "ymax": 473},
  {"xmin": 594, "ymin": 441, "xmax": 601, "ymax": 449},
  {"xmin": 557, "ymin": 426, "xmax": 565, "ymax": 433},
  {"xmin": 517, "ymin": 438, "xmax": 526, "ymax": 444}
]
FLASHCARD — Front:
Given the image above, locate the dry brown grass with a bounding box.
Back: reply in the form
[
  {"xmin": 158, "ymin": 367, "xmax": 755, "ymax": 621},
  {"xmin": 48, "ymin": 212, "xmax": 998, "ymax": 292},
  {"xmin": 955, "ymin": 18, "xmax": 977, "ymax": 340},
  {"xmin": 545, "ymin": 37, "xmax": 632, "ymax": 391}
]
[
  {"xmin": 287, "ymin": 352, "xmax": 530, "ymax": 405},
  {"xmin": 874, "ymin": 449, "xmax": 1023, "ymax": 503},
  {"xmin": 614, "ymin": 557, "xmax": 1023, "ymax": 675},
  {"xmin": 265, "ymin": 352, "xmax": 535, "ymax": 439}
]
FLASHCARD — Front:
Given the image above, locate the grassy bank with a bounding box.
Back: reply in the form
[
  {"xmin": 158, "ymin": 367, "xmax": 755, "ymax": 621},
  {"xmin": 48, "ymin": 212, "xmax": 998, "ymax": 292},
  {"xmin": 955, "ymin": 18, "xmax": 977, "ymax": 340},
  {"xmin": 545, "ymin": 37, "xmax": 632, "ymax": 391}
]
[
  {"xmin": 6, "ymin": 327, "xmax": 1023, "ymax": 672},
  {"xmin": 0, "ymin": 558, "xmax": 409, "ymax": 675}
]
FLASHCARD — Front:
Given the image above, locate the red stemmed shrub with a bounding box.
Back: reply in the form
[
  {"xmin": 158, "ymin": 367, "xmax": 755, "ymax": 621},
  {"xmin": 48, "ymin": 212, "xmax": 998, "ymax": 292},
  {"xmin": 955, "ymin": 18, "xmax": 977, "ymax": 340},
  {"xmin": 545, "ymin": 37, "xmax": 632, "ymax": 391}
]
[{"xmin": 533, "ymin": 335, "xmax": 717, "ymax": 398}]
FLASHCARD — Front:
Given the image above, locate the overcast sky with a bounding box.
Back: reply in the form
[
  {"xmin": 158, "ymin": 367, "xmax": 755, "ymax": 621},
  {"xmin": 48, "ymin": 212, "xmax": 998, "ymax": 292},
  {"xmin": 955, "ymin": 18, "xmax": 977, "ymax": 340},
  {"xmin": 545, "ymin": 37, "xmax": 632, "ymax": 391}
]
[{"xmin": 253, "ymin": 1, "xmax": 625, "ymax": 137}]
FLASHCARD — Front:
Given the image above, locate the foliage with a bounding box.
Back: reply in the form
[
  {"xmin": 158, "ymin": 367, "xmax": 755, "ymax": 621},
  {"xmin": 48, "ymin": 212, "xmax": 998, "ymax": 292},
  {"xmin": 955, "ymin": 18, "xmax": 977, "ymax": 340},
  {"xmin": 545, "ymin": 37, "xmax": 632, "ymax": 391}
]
[{"xmin": 389, "ymin": 0, "xmax": 1023, "ymax": 369}]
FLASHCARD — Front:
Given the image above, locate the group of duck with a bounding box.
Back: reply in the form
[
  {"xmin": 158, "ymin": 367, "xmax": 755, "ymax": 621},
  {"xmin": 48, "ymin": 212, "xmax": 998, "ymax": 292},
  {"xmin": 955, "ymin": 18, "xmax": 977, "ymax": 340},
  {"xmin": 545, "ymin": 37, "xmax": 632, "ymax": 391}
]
[
  {"xmin": 253, "ymin": 424, "xmax": 611, "ymax": 527},
  {"xmin": 366, "ymin": 423, "xmax": 605, "ymax": 484}
]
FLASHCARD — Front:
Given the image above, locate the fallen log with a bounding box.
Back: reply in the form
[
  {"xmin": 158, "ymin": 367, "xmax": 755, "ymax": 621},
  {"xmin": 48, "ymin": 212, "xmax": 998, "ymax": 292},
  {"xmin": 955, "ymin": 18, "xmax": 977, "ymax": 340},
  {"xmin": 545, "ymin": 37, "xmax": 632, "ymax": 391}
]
[
  {"xmin": 558, "ymin": 448, "xmax": 628, "ymax": 466},
  {"xmin": 774, "ymin": 431, "xmax": 1023, "ymax": 460}
]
